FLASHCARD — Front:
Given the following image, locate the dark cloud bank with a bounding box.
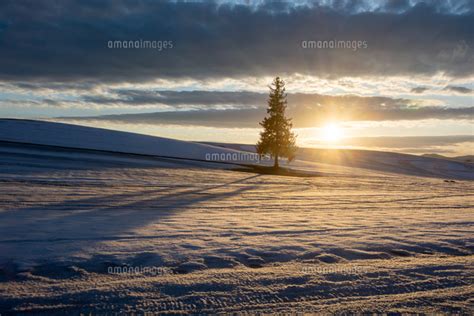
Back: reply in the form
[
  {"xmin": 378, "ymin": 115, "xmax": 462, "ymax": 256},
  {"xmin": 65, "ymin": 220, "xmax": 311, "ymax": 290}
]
[
  {"xmin": 0, "ymin": 0, "xmax": 473, "ymax": 82},
  {"xmin": 411, "ymin": 85, "xmax": 473, "ymax": 94},
  {"xmin": 60, "ymin": 90, "xmax": 473, "ymax": 128}
]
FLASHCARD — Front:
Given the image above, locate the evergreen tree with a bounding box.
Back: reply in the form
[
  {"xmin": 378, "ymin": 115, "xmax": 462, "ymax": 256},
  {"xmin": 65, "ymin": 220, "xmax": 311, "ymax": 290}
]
[{"xmin": 256, "ymin": 77, "xmax": 297, "ymax": 169}]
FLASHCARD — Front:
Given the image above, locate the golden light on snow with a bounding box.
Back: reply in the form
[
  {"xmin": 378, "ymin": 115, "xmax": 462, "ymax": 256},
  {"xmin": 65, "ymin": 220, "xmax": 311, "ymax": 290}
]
[{"xmin": 320, "ymin": 122, "xmax": 344, "ymax": 142}]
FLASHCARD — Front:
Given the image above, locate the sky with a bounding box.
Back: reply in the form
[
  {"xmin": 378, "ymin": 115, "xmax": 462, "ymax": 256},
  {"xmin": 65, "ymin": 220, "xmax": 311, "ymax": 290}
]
[{"xmin": 0, "ymin": 0, "xmax": 472, "ymax": 156}]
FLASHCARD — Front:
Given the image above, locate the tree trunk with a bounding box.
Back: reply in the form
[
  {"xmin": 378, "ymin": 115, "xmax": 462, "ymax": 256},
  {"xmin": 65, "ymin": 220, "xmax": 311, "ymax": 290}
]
[{"xmin": 274, "ymin": 154, "xmax": 279, "ymax": 169}]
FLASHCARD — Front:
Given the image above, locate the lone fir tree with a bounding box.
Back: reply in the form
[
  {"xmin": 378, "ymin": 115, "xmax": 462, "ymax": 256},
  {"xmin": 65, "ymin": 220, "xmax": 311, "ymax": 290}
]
[{"xmin": 257, "ymin": 77, "xmax": 297, "ymax": 169}]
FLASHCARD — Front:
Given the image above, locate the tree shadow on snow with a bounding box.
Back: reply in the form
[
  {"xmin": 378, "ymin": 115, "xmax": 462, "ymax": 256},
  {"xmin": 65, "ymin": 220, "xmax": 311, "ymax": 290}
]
[{"xmin": 0, "ymin": 174, "xmax": 261, "ymax": 266}]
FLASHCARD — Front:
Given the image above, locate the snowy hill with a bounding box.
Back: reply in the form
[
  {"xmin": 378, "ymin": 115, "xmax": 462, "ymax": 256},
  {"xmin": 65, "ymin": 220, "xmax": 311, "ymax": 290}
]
[
  {"xmin": 205, "ymin": 142, "xmax": 474, "ymax": 180},
  {"xmin": 423, "ymin": 153, "xmax": 474, "ymax": 164},
  {"xmin": 0, "ymin": 119, "xmax": 472, "ymax": 180},
  {"xmin": 0, "ymin": 119, "xmax": 253, "ymax": 166}
]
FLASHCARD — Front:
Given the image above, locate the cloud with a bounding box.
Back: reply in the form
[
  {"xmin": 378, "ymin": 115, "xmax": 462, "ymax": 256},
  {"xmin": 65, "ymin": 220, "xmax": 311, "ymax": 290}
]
[
  {"xmin": 82, "ymin": 90, "xmax": 266, "ymax": 108},
  {"xmin": 53, "ymin": 89, "xmax": 471, "ymax": 111},
  {"xmin": 58, "ymin": 90, "xmax": 474, "ymax": 128},
  {"xmin": 338, "ymin": 135, "xmax": 474, "ymax": 149},
  {"xmin": 304, "ymin": 135, "xmax": 474, "ymax": 155},
  {"xmin": 411, "ymin": 86, "xmax": 429, "ymax": 93},
  {"xmin": 60, "ymin": 109, "xmax": 263, "ymax": 128},
  {"xmin": 443, "ymin": 85, "xmax": 473, "ymax": 94},
  {"xmin": 0, "ymin": 1, "xmax": 472, "ymax": 83},
  {"xmin": 410, "ymin": 85, "xmax": 473, "ymax": 94}
]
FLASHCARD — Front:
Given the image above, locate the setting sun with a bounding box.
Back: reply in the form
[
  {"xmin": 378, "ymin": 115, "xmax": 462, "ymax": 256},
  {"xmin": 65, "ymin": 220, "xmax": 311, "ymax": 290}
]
[{"xmin": 321, "ymin": 123, "xmax": 344, "ymax": 142}]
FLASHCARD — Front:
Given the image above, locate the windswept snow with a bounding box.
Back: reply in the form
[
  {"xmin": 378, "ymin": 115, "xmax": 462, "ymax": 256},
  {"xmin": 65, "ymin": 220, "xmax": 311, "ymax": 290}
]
[{"xmin": 0, "ymin": 120, "xmax": 473, "ymax": 313}]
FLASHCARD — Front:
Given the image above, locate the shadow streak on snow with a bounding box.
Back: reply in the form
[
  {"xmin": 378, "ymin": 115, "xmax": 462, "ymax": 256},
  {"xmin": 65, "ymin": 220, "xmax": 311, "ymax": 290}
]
[
  {"xmin": 0, "ymin": 174, "xmax": 261, "ymax": 259},
  {"xmin": 0, "ymin": 141, "xmax": 243, "ymax": 177}
]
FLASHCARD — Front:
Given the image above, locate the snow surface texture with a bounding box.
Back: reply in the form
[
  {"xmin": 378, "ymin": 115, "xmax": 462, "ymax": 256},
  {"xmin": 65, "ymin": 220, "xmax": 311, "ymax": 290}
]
[{"xmin": 0, "ymin": 120, "xmax": 473, "ymax": 313}]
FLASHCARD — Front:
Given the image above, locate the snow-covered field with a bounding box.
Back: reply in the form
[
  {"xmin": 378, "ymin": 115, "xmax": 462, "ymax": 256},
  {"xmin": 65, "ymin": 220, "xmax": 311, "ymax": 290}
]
[{"xmin": 0, "ymin": 120, "xmax": 473, "ymax": 314}]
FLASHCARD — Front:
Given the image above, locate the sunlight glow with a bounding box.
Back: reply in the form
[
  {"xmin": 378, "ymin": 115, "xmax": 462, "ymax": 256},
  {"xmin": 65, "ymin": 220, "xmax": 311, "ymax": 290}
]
[{"xmin": 321, "ymin": 123, "xmax": 345, "ymax": 142}]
